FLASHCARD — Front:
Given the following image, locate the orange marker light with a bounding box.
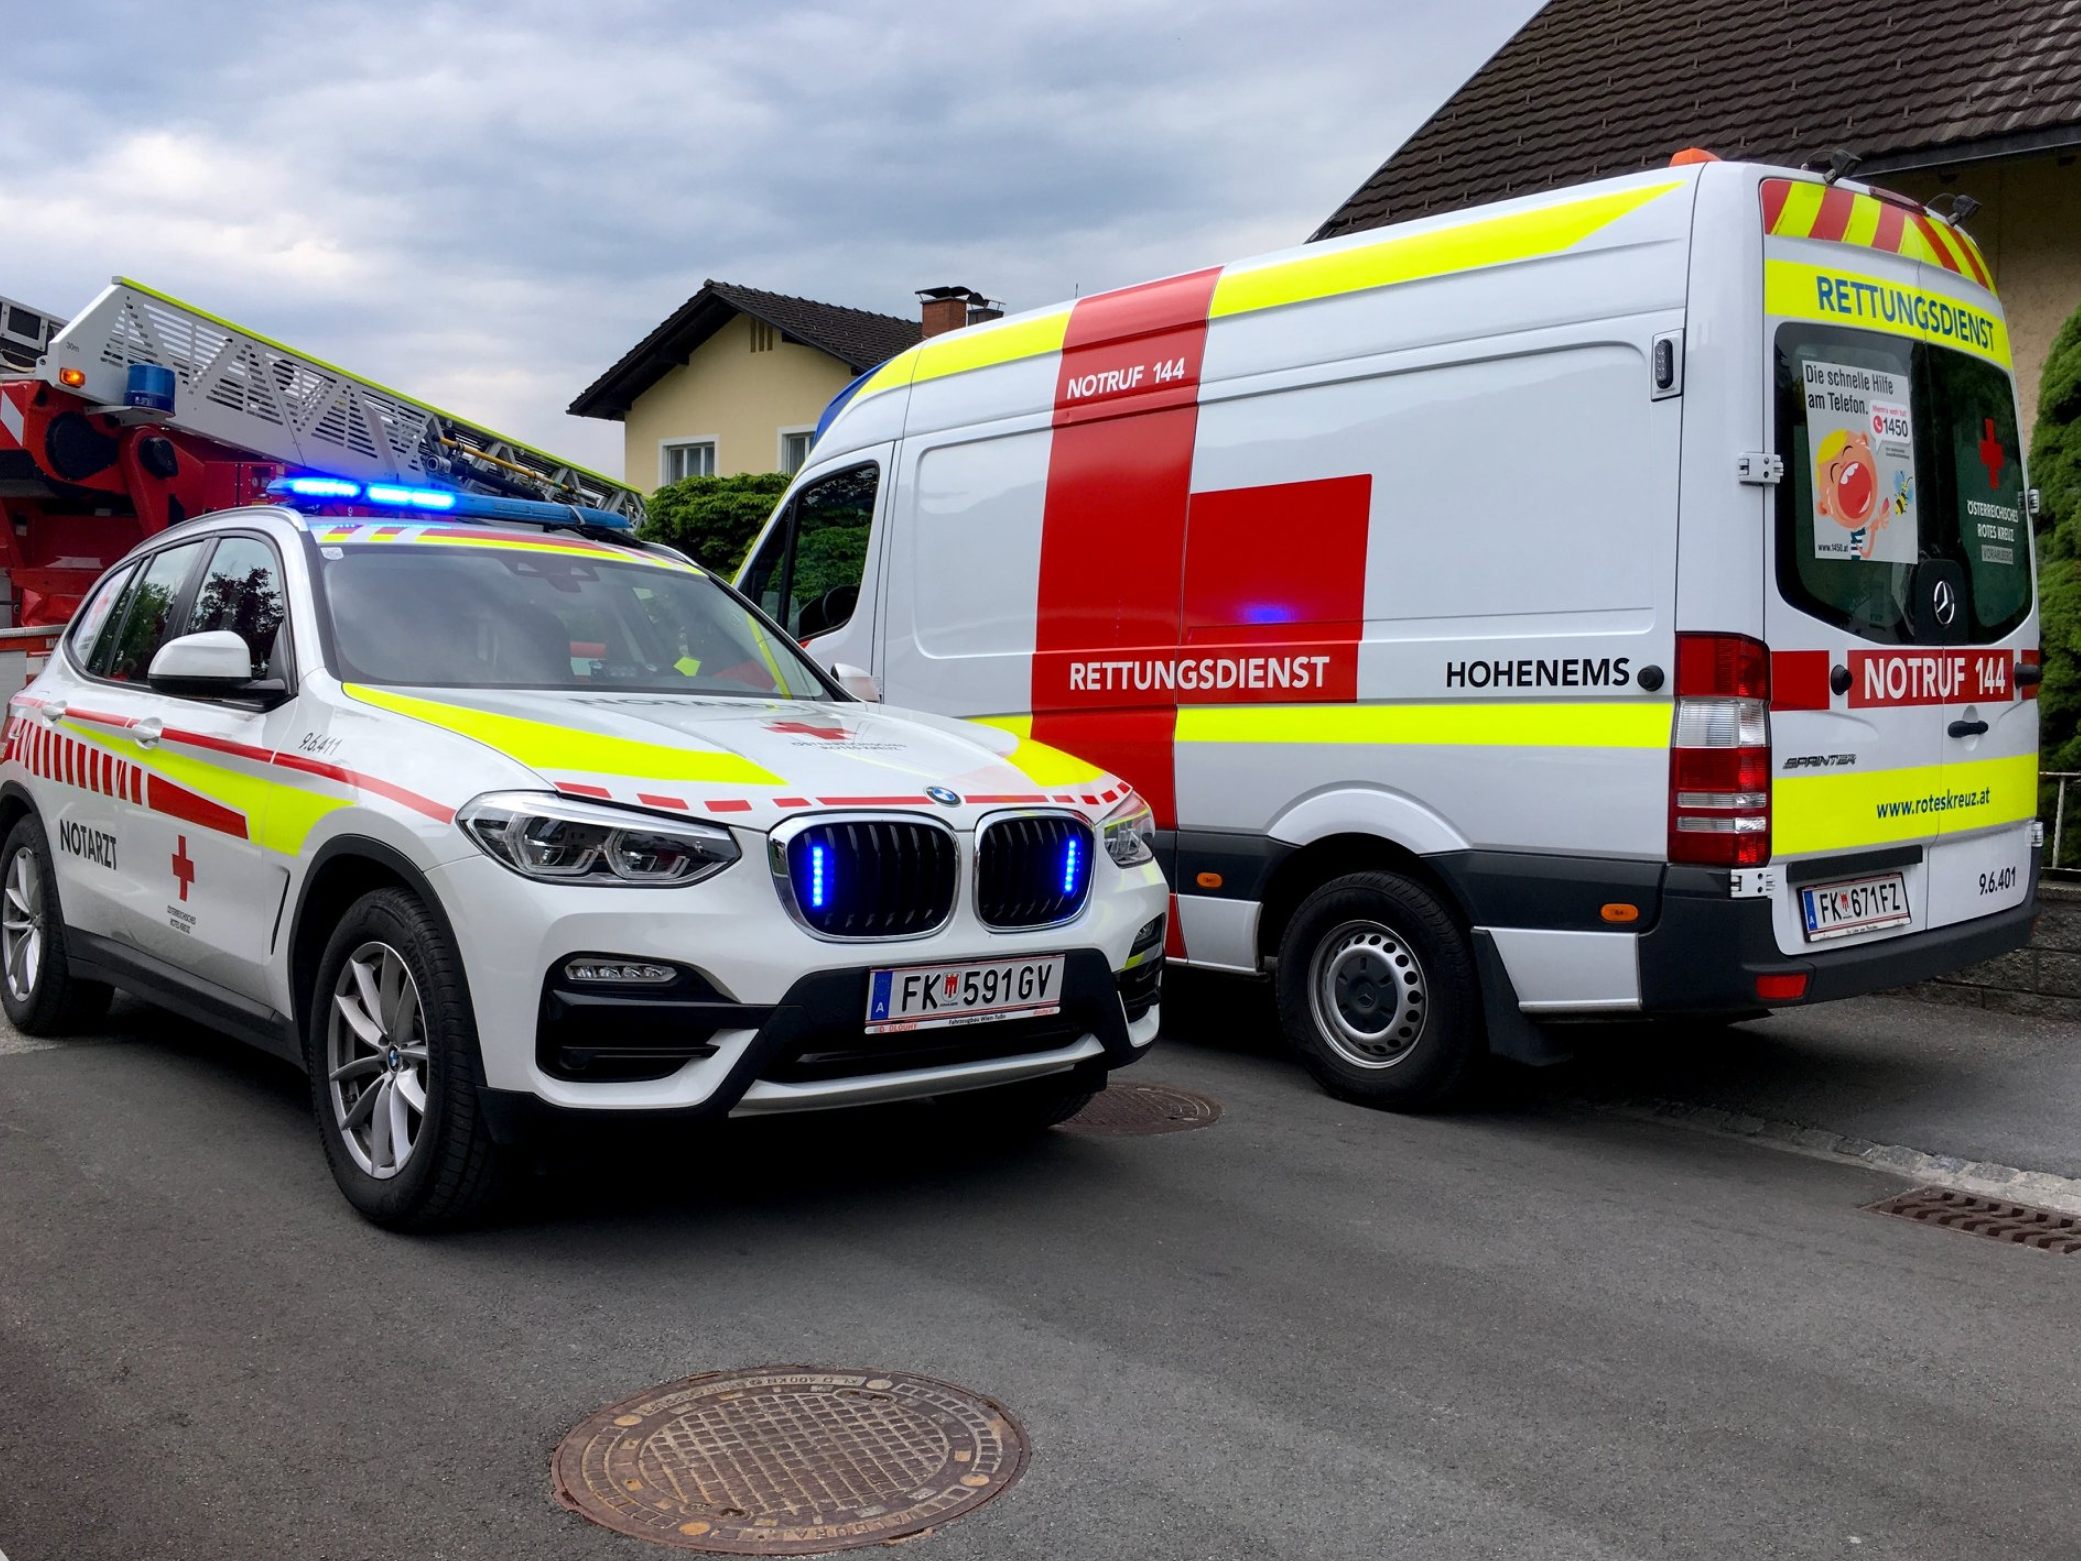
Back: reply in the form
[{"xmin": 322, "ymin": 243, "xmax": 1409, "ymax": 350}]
[
  {"xmin": 57, "ymin": 367, "xmax": 86, "ymax": 388},
  {"xmin": 1195, "ymin": 871, "xmax": 1224, "ymax": 890},
  {"xmin": 1600, "ymin": 903, "xmax": 1640, "ymax": 924},
  {"xmin": 1669, "ymin": 146, "xmax": 1721, "ymax": 166}
]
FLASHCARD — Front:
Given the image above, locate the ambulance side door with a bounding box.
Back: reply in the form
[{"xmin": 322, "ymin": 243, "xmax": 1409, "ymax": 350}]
[{"xmin": 738, "ymin": 447, "xmax": 893, "ymax": 683}]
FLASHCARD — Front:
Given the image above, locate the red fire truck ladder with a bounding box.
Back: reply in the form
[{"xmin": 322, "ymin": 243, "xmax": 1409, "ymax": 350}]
[
  {"xmin": 0, "ymin": 277, "xmax": 642, "ymax": 683},
  {"xmin": 41, "ymin": 278, "xmax": 642, "ymax": 522}
]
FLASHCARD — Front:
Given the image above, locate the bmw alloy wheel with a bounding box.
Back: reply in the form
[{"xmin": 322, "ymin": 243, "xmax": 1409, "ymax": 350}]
[
  {"xmin": 2, "ymin": 846, "xmax": 43, "ymax": 1003},
  {"xmin": 326, "ymin": 941, "xmax": 431, "ymax": 1179},
  {"xmin": 1307, "ymin": 919, "xmax": 1429, "ymax": 1069}
]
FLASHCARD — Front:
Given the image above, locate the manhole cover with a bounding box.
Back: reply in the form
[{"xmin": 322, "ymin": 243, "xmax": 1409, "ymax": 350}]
[
  {"xmin": 553, "ymin": 1367, "xmax": 1028, "ymax": 1554},
  {"xmin": 1058, "ymin": 1081, "xmax": 1221, "ymax": 1137},
  {"xmin": 1866, "ymin": 1187, "xmax": 2081, "ymax": 1255}
]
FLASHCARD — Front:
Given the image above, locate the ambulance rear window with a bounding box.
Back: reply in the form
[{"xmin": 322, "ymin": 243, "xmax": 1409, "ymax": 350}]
[{"xmin": 1773, "ymin": 324, "xmax": 2031, "ymax": 645}]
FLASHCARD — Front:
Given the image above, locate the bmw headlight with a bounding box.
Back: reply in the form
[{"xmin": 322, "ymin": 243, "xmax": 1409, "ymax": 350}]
[
  {"xmin": 457, "ymin": 792, "xmax": 740, "ymax": 886},
  {"xmin": 1101, "ymin": 791, "xmax": 1156, "ymax": 868}
]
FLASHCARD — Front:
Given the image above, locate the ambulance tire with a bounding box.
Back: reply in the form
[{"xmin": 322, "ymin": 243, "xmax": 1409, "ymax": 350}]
[
  {"xmin": 307, "ymin": 887, "xmax": 506, "ymax": 1231},
  {"xmin": 1276, "ymin": 872, "xmax": 1482, "ymax": 1111},
  {"xmin": 937, "ymin": 1075, "xmax": 1096, "ymax": 1135},
  {"xmin": 0, "ymin": 815, "xmax": 114, "ymax": 1035}
]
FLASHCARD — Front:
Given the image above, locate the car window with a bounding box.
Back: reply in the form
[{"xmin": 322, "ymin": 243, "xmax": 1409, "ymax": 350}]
[
  {"xmin": 91, "ymin": 541, "xmax": 208, "ymax": 682},
  {"xmin": 67, "ymin": 564, "xmax": 136, "ymax": 663},
  {"xmin": 1773, "ymin": 324, "xmax": 2032, "ymax": 645},
  {"xmin": 186, "ymin": 535, "xmax": 289, "ymax": 678},
  {"xmin": 737, "ymin": 463, "xmax": 879, "ymax": 640},
  {"xmin": 316, "ymin": 543, "xmax": 830, "ymax": 698}
]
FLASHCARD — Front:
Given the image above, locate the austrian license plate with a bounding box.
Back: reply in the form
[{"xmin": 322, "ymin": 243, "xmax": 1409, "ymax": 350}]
[
  {"xmin": 1800, "ymin": 871, "xmax": 1911, "ymax": 942},
  {"xmin": 864, "ymin": 955, "xmax": 1065, "ymax": 1034}
]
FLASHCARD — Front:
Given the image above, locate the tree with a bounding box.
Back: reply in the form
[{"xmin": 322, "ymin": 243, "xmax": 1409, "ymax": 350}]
[
  {"xmin": 641, "ymin": 471, "xmax": 791, "ymax": 574},
  {"xmin": 2032, "ymin": 301, "xmax": 2081, "ymax": 776}
]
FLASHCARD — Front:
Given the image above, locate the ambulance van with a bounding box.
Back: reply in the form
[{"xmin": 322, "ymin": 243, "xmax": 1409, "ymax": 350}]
[{"xmin": 738, "ymin": 158, "xmax": 2041, "ymax": 1108}]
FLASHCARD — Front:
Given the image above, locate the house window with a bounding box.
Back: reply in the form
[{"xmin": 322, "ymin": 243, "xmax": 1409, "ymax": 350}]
[
  {"xmin": 779, "ymin": 429, "xmax": 815, "ymax": 474},
  {"xmin": 662, "ymin": 440, "xmax": 716, "ymax": 483}
]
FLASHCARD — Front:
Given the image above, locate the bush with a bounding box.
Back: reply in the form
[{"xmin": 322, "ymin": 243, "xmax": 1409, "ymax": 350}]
[
  {"xmin": 641, "ymin": 471, "xmax": 790, "ymax": 575},
  {"xmin": 2034, "ymin": 301, "xmax": 2081, "ymax": 779}
]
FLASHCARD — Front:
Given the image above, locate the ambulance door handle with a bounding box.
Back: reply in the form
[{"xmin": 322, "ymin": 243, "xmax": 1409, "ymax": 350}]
[
  {"xmin": 1830, "ymin": 665, "xmax": 1851, "ymax": 696},
  {"xmin": 2015, "ymin": 662, "xmax": 2043, "ymax": 688},
  {"xmin": 1947, "ymin": 719, "xmax": 1988, "ymax": 739},
  {"xmin": 39, "ymin": 698, "xmax": 66, "ymax": 724},
  {"xmin": 133, "ymin": 717, "xmax": 163, "ymax": 749}
]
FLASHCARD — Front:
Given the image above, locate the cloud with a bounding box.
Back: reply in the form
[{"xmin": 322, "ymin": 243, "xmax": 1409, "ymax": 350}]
[{"xmin": 4, "ymin": 0, "xmax": 1536, "ymax": 479}]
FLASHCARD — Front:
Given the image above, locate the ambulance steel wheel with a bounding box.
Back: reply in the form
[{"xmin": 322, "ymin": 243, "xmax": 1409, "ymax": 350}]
[
  {"xmin": 0, "ymin": 815, "xmax": 112, "ymax": 1035},
  {"xmin": 1275, "ymin": 871, "xmax": 1482, "ymax": 1111},
  {"xmin": 308, "ymin": 886, "xmax": 505, "ymax": 1230}
]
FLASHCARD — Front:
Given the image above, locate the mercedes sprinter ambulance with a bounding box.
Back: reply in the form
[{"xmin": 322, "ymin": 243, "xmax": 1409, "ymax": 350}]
[{"xmin": 738, "ymin": 158, "xmax": 2041, "ymax": 1108}]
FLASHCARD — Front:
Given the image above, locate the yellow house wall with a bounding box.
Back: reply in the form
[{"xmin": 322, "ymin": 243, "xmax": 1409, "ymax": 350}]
[
  {"xmin": 622, "ymin": 313, "xmax": 858, "ymax": 482},
  {"xmin": 1893, "ymin": 152, "xmax": 2081, "ymax": 443}
]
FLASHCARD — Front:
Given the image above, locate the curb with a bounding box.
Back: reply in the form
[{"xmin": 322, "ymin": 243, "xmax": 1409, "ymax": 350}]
[{"xmin": 1582, "ymin": 1094, "xmax": 2081, "ymax": 1217}]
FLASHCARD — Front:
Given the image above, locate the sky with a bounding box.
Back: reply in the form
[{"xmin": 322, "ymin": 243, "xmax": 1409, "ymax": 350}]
[{"xmin": 3, "ymin": 0, "xmax": 1538, "ymax": 482}]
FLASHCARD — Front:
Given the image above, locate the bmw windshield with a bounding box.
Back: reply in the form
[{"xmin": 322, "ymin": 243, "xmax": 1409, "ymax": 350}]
[{"xmin": 310, "ymin": 531, "xmax": 833, "ymax": 698}]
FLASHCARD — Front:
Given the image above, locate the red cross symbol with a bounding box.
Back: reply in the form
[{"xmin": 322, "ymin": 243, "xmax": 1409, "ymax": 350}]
[
  {"xmin": 171, "ymin": 834, "xmax": 195, "ymax": 902},
  {"xmin": 1977, "ymin": 418, "xmax": 2007, "ymax": 490},
  {"xmin": 767, "ymin": 720, "xmax": 851, "ymax": 741}
]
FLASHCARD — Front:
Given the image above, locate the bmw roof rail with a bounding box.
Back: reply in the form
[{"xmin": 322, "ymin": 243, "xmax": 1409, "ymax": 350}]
[{"xmin": 264, "ymin": 475, "xmax": 636, "ymax": 537}]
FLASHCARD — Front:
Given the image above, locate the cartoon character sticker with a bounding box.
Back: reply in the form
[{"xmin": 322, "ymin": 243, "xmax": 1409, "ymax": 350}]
[{"xmin": 1805, "ymin": 361, "xmax": 1917, "ymax": 564}]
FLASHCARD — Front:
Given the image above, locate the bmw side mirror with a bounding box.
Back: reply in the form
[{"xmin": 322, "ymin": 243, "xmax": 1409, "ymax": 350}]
[
  {"xmin": 147, "ymin": 630, "xmax": 288, "ymax": 707},
  {"xmin": 830, "ymin": 662, "xmax": 881, "ymax": 702}
]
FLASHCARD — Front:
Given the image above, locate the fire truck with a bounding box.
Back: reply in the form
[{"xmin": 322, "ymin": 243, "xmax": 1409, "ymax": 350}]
[{"xmin": 0, "ymin": 277, "xmax": 642, "ymax": 683}]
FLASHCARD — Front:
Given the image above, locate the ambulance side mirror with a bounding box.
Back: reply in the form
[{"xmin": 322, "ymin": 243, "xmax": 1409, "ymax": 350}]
[
  {"xmin": 148, "ymin": 630, "xmax": 288, "ymax": 707},
  {"xmin": 831, "ymin": 663, "xmax": 881, "ymax": 702}
]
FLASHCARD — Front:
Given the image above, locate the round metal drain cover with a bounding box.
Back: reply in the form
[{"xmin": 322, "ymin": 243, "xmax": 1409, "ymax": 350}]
[
  {"xmin": 554, "ymin": 1367, "xmax": 1028, "ymax": 1554},
  {"xmin": 1058, "ymin": 1081, "xmax": 1222, "ymax": 1137}
]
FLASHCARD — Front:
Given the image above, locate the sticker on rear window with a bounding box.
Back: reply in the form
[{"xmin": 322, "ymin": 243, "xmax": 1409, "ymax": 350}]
[{"xmin": 1803, "ymin": 359, "xmax": 1917, "ymax": 564}]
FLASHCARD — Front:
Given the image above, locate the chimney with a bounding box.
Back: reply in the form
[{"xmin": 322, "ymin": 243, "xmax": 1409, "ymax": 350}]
[{"xmin": 918, "ymin": 285, "xmax": 990, "ymax": 339}]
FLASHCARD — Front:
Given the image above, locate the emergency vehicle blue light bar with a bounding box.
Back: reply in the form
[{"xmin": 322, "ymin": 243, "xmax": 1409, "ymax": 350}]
[{"xmin": 265, "ymin": 475, "xmax": 634, "ymax": 531}]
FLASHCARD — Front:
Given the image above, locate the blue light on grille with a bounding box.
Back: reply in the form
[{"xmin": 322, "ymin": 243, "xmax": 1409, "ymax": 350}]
[
  {"xmin": 809, "ymin": 843, "xmax": 828, "ymax": 909},
  {"xmin": 1061, "ymin": 835, "xmax": 1081, "ymax": 895}
]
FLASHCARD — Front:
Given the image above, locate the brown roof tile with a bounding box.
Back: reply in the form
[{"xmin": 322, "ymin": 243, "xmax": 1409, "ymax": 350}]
[
  {"xmin": 569, "ymin": 281, "xmax": 921, "ymax": 420},
  {"xmin": 1315, "ymin": 0, "xmax": 2081, "ymax": 239}
]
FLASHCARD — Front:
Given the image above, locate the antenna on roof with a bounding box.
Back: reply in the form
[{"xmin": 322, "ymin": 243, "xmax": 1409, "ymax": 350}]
[{"xmin": 1822, "ymin": 148, "xmax": 1862, "ymax": 185}]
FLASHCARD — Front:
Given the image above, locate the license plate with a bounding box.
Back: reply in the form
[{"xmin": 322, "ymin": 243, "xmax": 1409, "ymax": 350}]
[
  {"xmin": 1800, "ymin": 871, "xmax": 1911, "ymax": 942},
  {"xmin": 864, "ymin": 955, "xmax": 1065, "ymax": 1034}
]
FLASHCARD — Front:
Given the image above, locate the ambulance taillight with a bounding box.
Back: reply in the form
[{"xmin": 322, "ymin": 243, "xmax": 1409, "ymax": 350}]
[{"xmin": 1668, "ymin": 633, "xmax": 1771, "ymax": 867}]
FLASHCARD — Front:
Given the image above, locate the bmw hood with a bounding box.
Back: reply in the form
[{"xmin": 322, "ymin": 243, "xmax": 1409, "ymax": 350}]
[{"xmin": 342, "ymin": 684, "xmax": 1131, "ymax": 828}]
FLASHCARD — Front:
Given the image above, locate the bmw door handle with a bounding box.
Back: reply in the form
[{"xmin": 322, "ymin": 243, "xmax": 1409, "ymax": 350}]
[
  {"xmin": 1947, "ymin": 719, "xmax": 1989, "ymax": 739},
  {"xmin": 134, "ymin": 717, "xmax": 163, "ymax": 749},
  {"xmin": 41, "ymin": 698, "xmax": 66, "ymax": 723}
]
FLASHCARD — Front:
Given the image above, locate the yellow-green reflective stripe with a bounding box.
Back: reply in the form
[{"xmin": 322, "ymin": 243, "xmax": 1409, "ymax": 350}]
[
  {"xmin": 1210, "ymin": 182, "xmax": 1682, "ymax": 318},
  {"xmin": 1763, "ymin": 259, "xmax": 2011, "ymax": 367},
  {"xmin": 344, "ymin": 686, "xmax": 785, "ymax": 786},
  {"xmin": 1774, "ymin": 753, "xmax": 2036, "ymax": 855},
  {"xmin": 68, "ymin": 724, "xmax": 347, "ymax": 855},
  {"xmin": 1175, "ymin": 702, "xmax": 1669, "ymax": 749},
  {"xmin": 967, "ymin": 715, "xmax": 1107, "ymax": 785},
  {"xmin": 1771, "ymin": 179, "xmax": 1826, "ymax": 237}
]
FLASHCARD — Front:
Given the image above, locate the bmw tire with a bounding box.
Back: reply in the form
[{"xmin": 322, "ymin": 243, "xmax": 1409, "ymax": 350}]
[
  {"xmin": 0, "ymin": 814, "xmax": 113, "ymax": 1035},
  {"xmin": 1275, "ymin": 871, "xmax": 1483, "ymax": 1111},
  {"xmin": 308, "ymin": 887, "xmax": 505, "ymax": 1230}
]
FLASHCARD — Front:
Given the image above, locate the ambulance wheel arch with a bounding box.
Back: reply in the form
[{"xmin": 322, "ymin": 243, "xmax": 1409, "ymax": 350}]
[{"xmin": 0, "ymin": 785, "xmax": 115, "ymax": 1032}]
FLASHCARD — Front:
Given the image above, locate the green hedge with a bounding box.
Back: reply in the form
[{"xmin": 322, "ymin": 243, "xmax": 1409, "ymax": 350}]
[
  {"xmin": 640, "ymin": 471, "xmax": 790, "ymax": 575},
  {"xmin": 2034, "ymin": 301, "xmax": 2081, "ymax": 780}
]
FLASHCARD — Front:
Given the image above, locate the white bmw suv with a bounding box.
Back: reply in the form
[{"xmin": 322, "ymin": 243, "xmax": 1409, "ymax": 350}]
[{"xmin": 0, "ymin": 484, "xmax": 1167, "ymax": 1227}]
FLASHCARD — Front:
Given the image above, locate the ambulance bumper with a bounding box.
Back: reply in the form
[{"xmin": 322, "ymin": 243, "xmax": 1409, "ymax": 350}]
[{"xmin": 1635, "ymin": 853, "xmax": 2041, "ymax": 1013}]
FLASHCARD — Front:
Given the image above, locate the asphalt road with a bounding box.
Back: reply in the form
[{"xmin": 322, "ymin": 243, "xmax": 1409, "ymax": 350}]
[{"xmin": 2, "ymin": 986, "xmax": 2077, "ymax": 1561}]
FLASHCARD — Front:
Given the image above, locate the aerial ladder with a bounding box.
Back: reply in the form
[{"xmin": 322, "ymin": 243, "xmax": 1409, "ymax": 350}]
[{"xmin": 0, "ymin": 277, "xmax": 643, "ymax": 680}]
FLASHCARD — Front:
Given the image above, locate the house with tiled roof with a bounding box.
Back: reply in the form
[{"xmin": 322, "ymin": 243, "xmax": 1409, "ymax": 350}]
[
  {"xmin": 571, "ymin": 282, "xmax": 993, "ymax": 485},
  {"xmin": 1315, "ymin": 0, "xmax": 2081, "ymax": 433}
]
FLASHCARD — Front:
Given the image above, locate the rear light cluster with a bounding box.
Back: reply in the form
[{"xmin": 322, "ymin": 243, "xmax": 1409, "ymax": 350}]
[{"xmin": 1669, "ymin": 633, "xmax": 1770, "ymax": 867}]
